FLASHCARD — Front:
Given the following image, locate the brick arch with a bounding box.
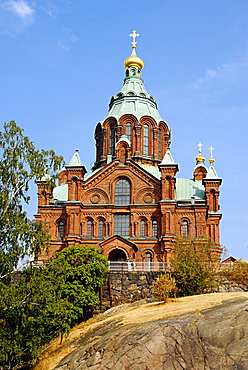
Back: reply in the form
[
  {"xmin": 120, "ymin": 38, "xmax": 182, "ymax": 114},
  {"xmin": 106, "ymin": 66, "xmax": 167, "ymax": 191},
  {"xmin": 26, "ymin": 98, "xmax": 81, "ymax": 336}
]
[
  {"xmin": 82, "ymin": 188, "xmax": 110, "ymax": 204},
  {"xmin": 111, "ymin": 175, "xmax": 133, "ymax": 204},
  {"xmin": 158, "ymin": 121, "xmax": 170, "ymax": 133},
  {"xmin": 102, "ymin": 116, "xmax": 118, "ymax": 129},
  {"xmin": 134, "ymin": 187, "xmax": 161, "ymax": 204},
  {"xmin": 119, "ymin": 114, "xmax": 138, "ymax": 127},
  {"xmin": 140, "ymin": 116, "xmax": 157, "ymax": 128}
]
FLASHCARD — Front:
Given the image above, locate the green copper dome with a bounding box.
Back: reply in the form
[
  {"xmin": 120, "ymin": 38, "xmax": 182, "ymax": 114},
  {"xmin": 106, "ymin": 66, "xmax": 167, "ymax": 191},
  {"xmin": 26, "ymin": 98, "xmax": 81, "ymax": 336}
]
[{"xmin": 104, "ymin": 65, "xmax": 162, "ymax": 123}]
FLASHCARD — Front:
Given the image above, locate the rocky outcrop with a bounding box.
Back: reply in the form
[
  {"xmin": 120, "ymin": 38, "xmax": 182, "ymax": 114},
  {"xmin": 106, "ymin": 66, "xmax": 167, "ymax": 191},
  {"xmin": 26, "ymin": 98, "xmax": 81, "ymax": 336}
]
[{"xmin": 53, "ymin": 295, "xmax": 248, "ymax": 370}]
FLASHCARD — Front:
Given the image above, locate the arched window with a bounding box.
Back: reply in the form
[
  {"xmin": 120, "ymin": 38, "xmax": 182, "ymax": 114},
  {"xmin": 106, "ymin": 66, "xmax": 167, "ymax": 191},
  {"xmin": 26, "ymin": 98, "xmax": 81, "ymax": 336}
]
[
  {"xmin": 146, "ymin": 252, "xmax": 152, "ymax": 271},
  {"xmin": 126, "ymin": 122, "xmax": 131, "ymax": 141},
  {"xmin": 182, "ymin": 220, "xmax": 189, "ymax": 237},
  {"xmin": 87, "ymin": 220, "xmax": 93, "ymax": 237},
  {"xmin": 143, "ymin": 124, "xmax": 149, "ymax": 155},
  {"xmin": 110, "ymin": 125, "xmax": 116, "ymax": 156},
  {"xmin": 115, "ymin": 179, "xmax": 130, "ymax": 205},
  {"xmin": 152, "ymin": 220, "xmax": 158, "ymax": 236},
  {"xmin": 58, "ymin": 221, "xmax": 64, "ymax": 239},
  {"xmin": 158, "ymin": 129, "xmax": 161, "ymax": 158},
  {"xmin": 98, "ymin": 220, "xmax": 104, "ymax": 237},
  {"xmin": 140, "ymin": 220, "xmax": 146, "ymax": 237}
]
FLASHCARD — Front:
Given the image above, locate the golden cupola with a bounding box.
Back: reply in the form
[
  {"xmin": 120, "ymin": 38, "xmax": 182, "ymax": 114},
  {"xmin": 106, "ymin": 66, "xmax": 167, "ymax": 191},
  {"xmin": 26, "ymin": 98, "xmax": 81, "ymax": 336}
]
[{"xmin": 124, "ymin": 30, "xmax": 144, "ymax": 70}]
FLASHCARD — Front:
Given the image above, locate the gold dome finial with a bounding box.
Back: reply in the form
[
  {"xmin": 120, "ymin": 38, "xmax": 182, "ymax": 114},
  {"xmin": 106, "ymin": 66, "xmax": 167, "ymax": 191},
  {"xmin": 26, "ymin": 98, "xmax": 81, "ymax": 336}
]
[
  {"xmin": 195, "ymin": 142, "xmax": 206, "ymax": 162},
  {"xmin": 124, "ymin": 30, "xmax": 144, "ymax": 70},
  {"xmin": 208, "ymin": 146, "xmax": 215, "ymax": 163}
]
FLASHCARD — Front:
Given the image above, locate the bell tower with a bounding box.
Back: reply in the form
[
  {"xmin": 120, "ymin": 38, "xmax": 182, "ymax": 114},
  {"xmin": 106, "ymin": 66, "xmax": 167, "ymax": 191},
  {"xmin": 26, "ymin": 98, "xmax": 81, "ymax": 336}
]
[{"xmin": 92, "ymin": 31, "xmax": 170, "ymax": 171}]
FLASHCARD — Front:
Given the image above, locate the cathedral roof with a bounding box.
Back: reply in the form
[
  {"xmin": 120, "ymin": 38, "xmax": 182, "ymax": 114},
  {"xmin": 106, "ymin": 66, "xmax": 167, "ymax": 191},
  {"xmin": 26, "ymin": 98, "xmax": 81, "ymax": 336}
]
[
  {"xmin": 205, "ymin": 164, "xmax": 220, "ymax": 179},
  {"xmin": 67, "ymin": 149, "xmax": 83, "ymax": 167},
  {"xmin": 104, "ymin": 31, "xmax": 163, "ymax": 124},
  {"xmin": 104, "ymin": 70, "xmax": 162, "ymax": 123},
  {"xmin": 175, "ymin": 178, "xmax": 205, "ymax": 201},
  {"xmin": 53, "ymin": 183, "xmax": 68, "ymax": 201},
  {"xmin": 161, "ymin": 149, "xmax": 176, "ymax": 165}
]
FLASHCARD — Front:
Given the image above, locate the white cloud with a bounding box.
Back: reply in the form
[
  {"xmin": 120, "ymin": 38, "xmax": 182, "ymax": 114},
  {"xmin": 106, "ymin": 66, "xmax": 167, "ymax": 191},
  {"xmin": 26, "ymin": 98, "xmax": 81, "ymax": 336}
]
[
  {"xmin": 194, "ymin": 58, "xmax": 247, "ymax": 91},
  {"xmin": 3, "ymin": 0, "xmax": 35, "ymax": 18},
  {"xmin": 205, "ymin": 68, "xmax": 217, "ymax": 79},
  {"xmin": 58, "ymin": 27, "xmax": 79, "ymax": 51}
]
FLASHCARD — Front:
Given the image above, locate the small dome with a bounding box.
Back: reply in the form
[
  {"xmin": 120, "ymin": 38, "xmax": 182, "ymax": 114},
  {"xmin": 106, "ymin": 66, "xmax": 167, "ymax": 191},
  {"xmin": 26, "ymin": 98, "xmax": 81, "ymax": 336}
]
[
  {"xmin": 195, "ymin": 153, "xmax": 206, "ymax": 163},
  {"xmin": 124, "ymin": 47, "xmax": 144, "ymax": 70}
]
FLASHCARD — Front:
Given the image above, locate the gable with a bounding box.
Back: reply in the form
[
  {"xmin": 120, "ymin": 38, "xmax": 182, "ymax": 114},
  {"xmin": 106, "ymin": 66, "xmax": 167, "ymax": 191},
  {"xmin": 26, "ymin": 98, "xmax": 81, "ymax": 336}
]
[{"xmin": 81, "ymin": 160, "xmax": 162, "ymax": 204}]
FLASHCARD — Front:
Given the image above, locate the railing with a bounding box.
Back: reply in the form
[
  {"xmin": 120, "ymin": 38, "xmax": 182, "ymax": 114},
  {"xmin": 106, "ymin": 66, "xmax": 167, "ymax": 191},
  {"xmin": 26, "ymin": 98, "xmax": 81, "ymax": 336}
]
[{"xmin": 108, "ymin": 261, "xmax": 169, "ymax": 272}]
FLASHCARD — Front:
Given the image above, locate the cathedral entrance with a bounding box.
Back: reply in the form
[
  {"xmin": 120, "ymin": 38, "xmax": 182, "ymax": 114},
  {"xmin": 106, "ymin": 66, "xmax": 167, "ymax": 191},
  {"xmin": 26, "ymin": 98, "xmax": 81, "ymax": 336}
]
[{"xmin": 108, "ymin": 248, "xmax": 127, "ymax": 261}]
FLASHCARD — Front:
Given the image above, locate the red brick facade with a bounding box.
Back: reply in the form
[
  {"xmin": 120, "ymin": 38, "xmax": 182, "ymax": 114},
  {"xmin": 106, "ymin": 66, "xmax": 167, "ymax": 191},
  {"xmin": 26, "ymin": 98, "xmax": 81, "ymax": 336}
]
[{"xmin": 35, "ymin": 46, "xmax": 222, "ymax": 263}]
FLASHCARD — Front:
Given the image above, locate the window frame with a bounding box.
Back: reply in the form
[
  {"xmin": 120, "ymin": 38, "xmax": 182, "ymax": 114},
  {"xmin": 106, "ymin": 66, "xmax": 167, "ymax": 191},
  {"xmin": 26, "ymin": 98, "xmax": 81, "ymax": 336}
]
[
  {"xmin": 114, "ymin": 178, "xmax": 130, "ymax": 205},
  {"xmin": 143, "ymin": 123, "xmax": 149, "ymax": 156},
  {"xmin": 58, "ymin": 221, "xmax": 64, "ymax": 239},
  {"xmin": 114, "ymin": 214, "xmax": 130, "ymax": 237},
  {"xmin": 152, "ymin": 219, "xmax": 158, "ymax": 237}
]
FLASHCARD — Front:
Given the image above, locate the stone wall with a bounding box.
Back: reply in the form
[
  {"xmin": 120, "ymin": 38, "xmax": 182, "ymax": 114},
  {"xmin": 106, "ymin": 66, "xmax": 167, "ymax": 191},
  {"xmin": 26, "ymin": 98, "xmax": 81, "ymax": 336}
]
[
  {"xmin": 100, "ymin": 272, "xmax": 248, "ymax": 309},
  {"xmin": 101, "ymin": 272, "xmax": 162, "ymax": 309}
]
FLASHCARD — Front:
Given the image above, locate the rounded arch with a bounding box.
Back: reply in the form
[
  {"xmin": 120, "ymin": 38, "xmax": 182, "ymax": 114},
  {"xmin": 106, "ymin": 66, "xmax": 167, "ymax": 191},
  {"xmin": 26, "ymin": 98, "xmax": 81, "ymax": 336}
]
[
  {"xmin": 83, "ymin": 188, "xmax": 110, "ymax": 204},
  {"xmin": 139, "ymin": 217, "xmax": 148, "ymax": 237},
  {"xmin": 96, "ymin": 217, "xmax": 106, "ymax": 238},
  {"xmin": 158, "ymin": 121, "xmax": 170, "ymax": 159},
  {"xmin": 114, "ymin": 178, "xmax": 131, "ymax": 205},
  {"xmin": 151, "ymin": 216, "xmax": 160, "ymax": 237},
  {"xmin": 102, "ymin": 117, "xmax": 118, "ymax": 157},
  {"xmin": 108, "ymin": 248, "xmax": 127, "ymax": 261},
  {"xmin": 84, "ymin": 216, "xmax": 95, "ymax": 237},
  {"xmin": 57, "ymin": 218, "xmax": 66, "ymax": 239},
  {"xmin": 179, "ymin": 217, "xmax": 191, "ymax": 237},
  {"xmin": 111, "ymin": 175, "xmax": 133, "ymax": 204},
  {"xmin": 143, "ymin": 248, "xmax": 155, "ymax": 258},
  {"xmin": 119, "ymin": 114, "xmax": 138, "ymax": 127},
  {"xmin": 140, "ymin": 116, "xmax": 157, "ymax": 128}
]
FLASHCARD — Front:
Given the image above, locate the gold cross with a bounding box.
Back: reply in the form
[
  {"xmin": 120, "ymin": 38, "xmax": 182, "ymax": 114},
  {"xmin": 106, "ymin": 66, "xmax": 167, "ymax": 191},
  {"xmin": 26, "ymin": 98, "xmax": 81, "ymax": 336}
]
[
  {"xmin": 129, "ymin": 30, "xmax": 140, "ymax": 46},
  {"xmin": 209, "ymin": 146, "xmax": 214, "ymax": 157},
  {"xmin": 197, "ymin": 142, "xmax": 203, "ymax": 153}
]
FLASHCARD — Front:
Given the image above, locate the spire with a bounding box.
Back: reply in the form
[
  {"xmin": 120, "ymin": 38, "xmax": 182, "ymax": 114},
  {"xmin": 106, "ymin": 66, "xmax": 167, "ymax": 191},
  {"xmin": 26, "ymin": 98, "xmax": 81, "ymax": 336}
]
[
  {"xmin": 65, "ymin": 149, "xmax": 87, "ymax": 179},
  {"xmin": 161, "ymin": 149, "xmax": 176, "ymax": 165},
  {"xmin": 124, "ymin": 30, "xmax": 144, "ymax": 70},
  {"xmin": 68, "ymin": 149, "xmax": 83, "ymax": 167},
  {"xmin": 208, "ymin": 146, "xmax": 215, "ymax": 164},
  {"xmin": 206, "ymin": 147, "xmax": 221, "ymax": 179}
]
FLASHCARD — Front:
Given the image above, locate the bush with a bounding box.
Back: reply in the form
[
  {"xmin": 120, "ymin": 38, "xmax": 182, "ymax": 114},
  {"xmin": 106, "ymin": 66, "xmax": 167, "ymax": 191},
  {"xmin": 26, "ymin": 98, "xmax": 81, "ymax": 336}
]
[
  {"xmin": 152, "ymin": 273, "xmax": 177, "ymax": 302},
  {"xmin": 219, "ymin": 260, "xmax": 248, "ymax": 287}
]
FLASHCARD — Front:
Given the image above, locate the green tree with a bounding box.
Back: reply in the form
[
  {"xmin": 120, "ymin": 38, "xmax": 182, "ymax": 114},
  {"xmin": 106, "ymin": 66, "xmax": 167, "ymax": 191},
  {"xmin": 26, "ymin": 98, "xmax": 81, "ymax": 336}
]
[
  {"xmin": 219, "ymin": 259, "xmax": 248, "ymax": 287},
  {"xmin": 0, "ymin": 121, "xmax": 64, "ymax": 278},
  {"xmin": 170, "ymin": 237, "xmax": 217, "ymax": 296},
  {"xmin": 0, "ymin": 245, "xmax": 108, "ymax": 370},
  {"xmin": 43, "ymin": 245, "xmax": 109, "ymax": 323}
]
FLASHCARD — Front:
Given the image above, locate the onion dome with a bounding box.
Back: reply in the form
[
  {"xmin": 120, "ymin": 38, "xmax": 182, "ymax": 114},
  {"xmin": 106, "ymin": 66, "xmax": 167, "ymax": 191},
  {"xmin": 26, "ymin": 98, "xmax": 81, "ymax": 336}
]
[
  {"xmin": 195, "ymin": 142, "xmax": 206, "ymax": 163},
  {"xmin": 124, "ymin": 30, "xmax": 144, "ymax": 70}
]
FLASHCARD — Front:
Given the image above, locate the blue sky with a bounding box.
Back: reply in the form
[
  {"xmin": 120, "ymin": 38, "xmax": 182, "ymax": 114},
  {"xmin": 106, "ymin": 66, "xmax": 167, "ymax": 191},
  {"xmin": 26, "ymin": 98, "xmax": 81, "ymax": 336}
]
[{"xmin": 1, "ymin": 0, "xmax": 247, "ymax": 260}]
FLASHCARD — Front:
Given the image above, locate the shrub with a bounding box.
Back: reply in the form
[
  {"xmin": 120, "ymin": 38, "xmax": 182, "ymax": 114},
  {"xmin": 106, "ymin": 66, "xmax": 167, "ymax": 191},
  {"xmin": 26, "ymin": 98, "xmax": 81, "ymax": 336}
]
[
  {"xmin": 152, "ymin": 273, "xmax": 177, "ymax": 302},
  {"xmin": 219, "ymin": 260, "xmax": 248, "ymax": 287}
]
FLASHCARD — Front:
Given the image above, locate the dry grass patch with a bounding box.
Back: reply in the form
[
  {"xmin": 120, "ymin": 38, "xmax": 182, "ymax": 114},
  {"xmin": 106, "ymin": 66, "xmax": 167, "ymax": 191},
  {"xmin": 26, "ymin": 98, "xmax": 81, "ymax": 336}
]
[{"xmin": 32, "ymin": 292, "xmax": 248, "ymax": 370}]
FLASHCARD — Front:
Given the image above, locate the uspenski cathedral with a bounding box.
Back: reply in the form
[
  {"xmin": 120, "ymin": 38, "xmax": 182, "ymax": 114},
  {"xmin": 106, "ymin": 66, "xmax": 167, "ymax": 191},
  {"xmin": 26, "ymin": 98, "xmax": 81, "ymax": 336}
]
[{"xmin": 36, "ymin": 31, "xmax": 222, "ymax": 264}]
